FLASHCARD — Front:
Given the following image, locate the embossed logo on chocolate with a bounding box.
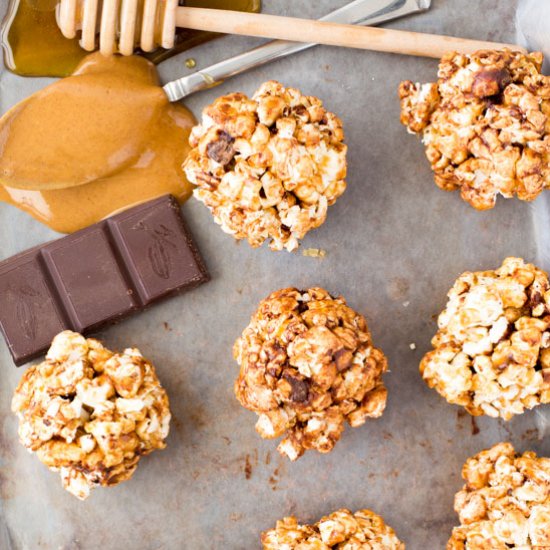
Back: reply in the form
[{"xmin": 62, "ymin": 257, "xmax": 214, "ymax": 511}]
[
  {"xmin": 14, "ymin": 285, "xmax": 39, "ymax": 340},
  {"xmin": 135, "ymin": 222, "xmax": 178, "ymax": 280}
]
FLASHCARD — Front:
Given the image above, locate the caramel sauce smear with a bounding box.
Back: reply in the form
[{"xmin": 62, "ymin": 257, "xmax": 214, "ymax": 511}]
[{"xmin": 0, "ymin": 52, "xmax": 195, "ymax": 233}]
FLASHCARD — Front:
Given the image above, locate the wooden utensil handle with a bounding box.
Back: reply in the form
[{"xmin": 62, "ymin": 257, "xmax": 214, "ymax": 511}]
[{"xmin": 175, "ymin": 7, "xmax": 525, "ymax": 58}]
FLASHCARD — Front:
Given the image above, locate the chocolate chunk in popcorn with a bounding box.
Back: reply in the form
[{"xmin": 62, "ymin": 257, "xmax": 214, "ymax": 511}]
[
  {"xmin": 11, "ymin": 331, "xmax": 171, "ymax": 499},
  {"xmin": 183, "ymin": 81, "xmax": 347, "ymax": 251},
  {"xmin": 448, "ymin": 442, "xmax": 550, "ymax": 549},
  {"xmin": 471, "ymin": 68, "xmax": 511, "ymax": 97},
  {"xmin": 399, "ymin": 49, "xmax": 550, "ymax": 209},
  {"xmin": 262, "ymin": 508, "xmax": 405, "ymax": 549},
  {"xmin": 234, "ymin": 287, "xmax": 388, "ymax": 461},
  {"xmin": 420, "ymin": 257, "xmax": 550, "ymax": 420},
  {"xmin": 206, "ymin": 130, "xmax": 236, "ymax": 166}
]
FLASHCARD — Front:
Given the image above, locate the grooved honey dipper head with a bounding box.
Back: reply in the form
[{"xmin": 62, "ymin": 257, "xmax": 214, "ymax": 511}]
[{"xmin": 56, "ymin": 0, "xmax": 178, "ymax": 55}]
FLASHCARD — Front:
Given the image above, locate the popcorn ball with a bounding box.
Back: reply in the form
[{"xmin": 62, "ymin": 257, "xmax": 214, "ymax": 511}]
[
  {"xmin": 11, "ymin": 331, "xmax": 171, "ymax": 499},
  {"xmin": 399, "ymin": 49, "xmax": 550, "ymax": 209},
  {"xmin": 262, "ymin": 508, "xmax": 405, "ymax": 549},
  {"xmin": 183, "ymin": 81, "xmax": 347, "ymax": 251},
  {"xmin": 234, "ymin": 287, "xmax": 388, "ymax": 461},
  {"xmin": 448, "ymin": 442, "xmax": 550, "ymax": 549},
  {"xmin": 420, "ymin": 257, "xmax": 550, "ymax": 420}
]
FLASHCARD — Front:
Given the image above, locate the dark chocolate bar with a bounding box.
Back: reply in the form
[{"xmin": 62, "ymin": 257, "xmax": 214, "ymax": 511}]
[{"xmin": 0, "ymin": 195, "xmax": 209, "ymax": 366}]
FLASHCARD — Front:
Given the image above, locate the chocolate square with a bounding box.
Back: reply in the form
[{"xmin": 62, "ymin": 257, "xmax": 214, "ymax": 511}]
[
  {"xmin": 108, "ymin": 196, "xmax": 209, "ymax": 305},
  {"xmin": 42, "ymin": 227, "xmax": 138, "ymax": 332},
  {"xmin": 0, "ymin": 249, "xmax": 66, "ymax": 364},
  {"xmin": 0, "ymin": 196, "xmax": 209, "ymax": 366}
]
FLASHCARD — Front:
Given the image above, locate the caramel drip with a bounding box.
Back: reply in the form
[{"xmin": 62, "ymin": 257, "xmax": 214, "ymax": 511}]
[{"xmin": 0, "ymin": 52, "xmax": 195, "ymax": 233}]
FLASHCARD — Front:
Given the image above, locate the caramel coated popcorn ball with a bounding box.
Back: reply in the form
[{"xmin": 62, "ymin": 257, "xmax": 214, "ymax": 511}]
[
  {"xmin": 183, "ymin": 81, "xmax": 347, "ymax": 251},
  {"xmin": 399, "ymin": 49, "xmax": 550, "ymax": 209},
  {"xmin": 234, "ymin": 288, "xmax": 388, "ymax": 461},
  {"xmin": 262, "ymin": 508, "xmax": 405, "ymax": 549},
  {"xmin": 420, "ymin": 257, "xmax": 550, "ymax": 420},
  {"xmin": 12, "ymin": 331, "xmax": 171, "ymax": 499},
  {"xmin": 448, "ymin": 442, "xmax": 550, "ymax": 549}
]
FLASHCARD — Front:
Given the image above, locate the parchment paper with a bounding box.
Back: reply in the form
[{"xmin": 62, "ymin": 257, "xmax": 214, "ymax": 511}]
[
  {"xmin": 1, "ymin": 1, "xmax": 548, "ymax": 548},
  {"xmin": 516, "ymin": 0, "xmax": 550, "ymax": 71}
]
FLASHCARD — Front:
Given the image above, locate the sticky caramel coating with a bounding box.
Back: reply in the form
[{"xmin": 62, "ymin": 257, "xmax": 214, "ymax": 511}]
[
  {"xmin": 420, "ymin": 257, "xmax": 550, "ymax": 420},
  {"xmin": 11, "ymin": 331, "xmax": 171, "ymax": 499},
  {"xmin": 234, "ymin": 287, "xmax": 388, "ymax": 461},
  {"xmin": 262, "ymin": 508, "xmax": 405, "ymax": 549},
  {"xmin": 448, "ymin": 442, "xmax": 550, "ymax": 549},
  {"xmin": 399, "ymin": 49, "xmax": 550, "ymax": 209},
  {"xmin": 183, "ymin": 80, "xmax": 347, "ymax": 251}
]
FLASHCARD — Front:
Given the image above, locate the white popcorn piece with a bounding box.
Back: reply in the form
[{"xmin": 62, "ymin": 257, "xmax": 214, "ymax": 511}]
[
  {"xmin": 183, "ymin": 81, "xmax": 347, "ymax": 251},
  {"xmin": 12, "ymin": 331, "xmax": 171, "ymax": 499},
  {"xmin": 420, "ymin": 258, "xmax": 550, "ymax": 420},
  {"xmin": 234, "ymin": 287, "xmax": 388, "ymax": 461},
  {"xmin": 448, "ymin": 443, "xmax": 550, "ymax": 549},
  {"xmin": 399, "ymin": 50, "xmax": 550, "ymax": 210},
  {"xmin": 262, "ymin": 509, "xmax": 404, "ymax": 549}
]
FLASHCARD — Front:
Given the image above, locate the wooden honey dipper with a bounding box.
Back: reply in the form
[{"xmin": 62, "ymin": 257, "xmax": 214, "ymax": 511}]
[{"xmin": 57, "ymin": 0, "xmax": 525, "ymax": 58}]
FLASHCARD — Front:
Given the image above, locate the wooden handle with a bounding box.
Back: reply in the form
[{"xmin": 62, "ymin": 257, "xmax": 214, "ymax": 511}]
[
  {"xmin": 175, "ymin": 7, "xmax": 525, "ymax": 58},
  {"xmin": 58, "ymin": 0, "xmax": 527, "ymax": 58}
]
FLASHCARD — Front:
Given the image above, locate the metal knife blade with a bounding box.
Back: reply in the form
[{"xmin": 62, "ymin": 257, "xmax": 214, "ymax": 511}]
[{"xmin": 163, "ymin": 0, "xmax": 431, "ymax": 102}]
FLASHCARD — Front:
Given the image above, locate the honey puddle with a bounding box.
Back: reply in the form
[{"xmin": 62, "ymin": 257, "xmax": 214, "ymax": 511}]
[
  {"xmin": 0, "ymin": 52, "xmax": 195, "ymax": 233},
  {"xmin": 1, "ymin": 0, "xmax": 260, "ymax": 77}
]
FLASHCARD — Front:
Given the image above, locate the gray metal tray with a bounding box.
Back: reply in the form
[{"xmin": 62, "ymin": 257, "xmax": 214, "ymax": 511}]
[{"xmin": 1, "ymin": 1, "xmax": 548, "ymax": 548}]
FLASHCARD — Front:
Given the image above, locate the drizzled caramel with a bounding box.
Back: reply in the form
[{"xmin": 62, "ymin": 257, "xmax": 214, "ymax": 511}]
[{"xmin": 0, "ymin": 52, "xmax": 196, "ymax": 233}]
